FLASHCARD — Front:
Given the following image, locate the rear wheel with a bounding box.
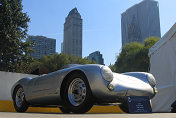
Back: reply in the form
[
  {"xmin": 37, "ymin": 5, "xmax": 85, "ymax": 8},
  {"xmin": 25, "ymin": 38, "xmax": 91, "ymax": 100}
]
[
  {"xmin": 62, "ymin": 73, "xmax": 94, "ymax": 113},
  {"xmin": 171, "ymin": 100, "xmax": 176, "ymax": 113},
  {"xmin": 13, "ymin": 86, "xmax": 28, "ymax": 112}
]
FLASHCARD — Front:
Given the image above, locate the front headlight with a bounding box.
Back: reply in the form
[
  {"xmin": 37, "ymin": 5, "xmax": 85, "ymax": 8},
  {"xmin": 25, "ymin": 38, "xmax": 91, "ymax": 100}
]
[
  {"xmin": 101, "ymin": 66, "xmax": 113, "ymax": 82},
  {"xmin": 148, "ymin": 74, "xmax": 156, "ymax": 87}
]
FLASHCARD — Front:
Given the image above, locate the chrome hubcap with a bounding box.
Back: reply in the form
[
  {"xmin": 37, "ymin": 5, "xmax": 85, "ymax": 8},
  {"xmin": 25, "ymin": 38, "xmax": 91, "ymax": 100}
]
[
  {"xmin": 68, "ymin": 78, "xmax": 86, "ymax": 106},
  {"xmin": 15, "ymin": 88, "xmax": 24, "ymax": 108}
]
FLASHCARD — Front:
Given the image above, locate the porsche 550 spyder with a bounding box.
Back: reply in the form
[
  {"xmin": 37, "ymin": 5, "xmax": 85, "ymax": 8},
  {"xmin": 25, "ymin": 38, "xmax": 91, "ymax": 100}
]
[{"xmin": 11, "ymin": 64, "xmax": 157, "ymax": 113}]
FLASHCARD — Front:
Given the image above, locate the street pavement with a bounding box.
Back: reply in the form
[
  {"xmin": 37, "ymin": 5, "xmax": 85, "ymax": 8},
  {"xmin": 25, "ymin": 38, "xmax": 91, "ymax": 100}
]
[{"xmin": 0, "ymin": 112, "xmax": 176, "ymax": 118}]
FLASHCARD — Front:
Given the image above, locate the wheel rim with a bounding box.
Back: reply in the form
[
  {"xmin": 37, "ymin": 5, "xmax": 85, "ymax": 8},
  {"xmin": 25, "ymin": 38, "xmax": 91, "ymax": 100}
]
[
  {"xmin": 68, "ymin": 78, "xmax": 86, "ymax": 106},
  {"xmin": 15, "ymin": 87, "xmax": 25, "ymax": 108}
]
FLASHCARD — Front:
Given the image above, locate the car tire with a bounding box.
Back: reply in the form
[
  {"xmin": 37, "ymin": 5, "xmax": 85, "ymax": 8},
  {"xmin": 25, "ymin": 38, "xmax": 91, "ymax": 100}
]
[
  {"xmin": 59, "ymin": 107, "xmax": 70, "ymax": 113},
  {"xmin": 13, "ymin": 86, "xmax": 29, "ymax": 112},
  {"xmin": 171, "ymin": 108, "xmax": 176, "ymax": 113},
  {"xmin": 62, "ymin": 73, "xmax": 94, "ymax": 113},
  {"xmin": 119, "ymin": 102, "xmax": 129, "ymax": 113}
]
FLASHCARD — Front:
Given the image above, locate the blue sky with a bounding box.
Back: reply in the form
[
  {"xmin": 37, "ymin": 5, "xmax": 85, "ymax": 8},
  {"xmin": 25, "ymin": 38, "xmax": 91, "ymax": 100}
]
[{"xmin": 22, "ymin": 0, "xmax": 176, "ymax": 65}]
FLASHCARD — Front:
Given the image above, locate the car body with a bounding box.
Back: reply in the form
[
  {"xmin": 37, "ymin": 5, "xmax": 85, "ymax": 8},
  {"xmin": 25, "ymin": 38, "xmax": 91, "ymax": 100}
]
[{"xmin": 11, "ymin": 64, "xmax": 157, "ymax": 113}]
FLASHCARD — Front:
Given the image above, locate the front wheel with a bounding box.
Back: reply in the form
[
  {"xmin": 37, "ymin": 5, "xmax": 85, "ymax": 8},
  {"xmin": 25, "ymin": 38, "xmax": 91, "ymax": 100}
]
[
  {"xmin": 13, "ymin": 86, "xmax": 28, "ymax": 112},
  {"xmin": 119, "ymin": 102, "xmax": 129, "ymax": 113},
  {"xmin": 62, "ymin": 73, "xmax": 94, "ymax": 113},
  {"xmin": 59, "ymin": 107, "xmax": 70, "ymax": 114}
]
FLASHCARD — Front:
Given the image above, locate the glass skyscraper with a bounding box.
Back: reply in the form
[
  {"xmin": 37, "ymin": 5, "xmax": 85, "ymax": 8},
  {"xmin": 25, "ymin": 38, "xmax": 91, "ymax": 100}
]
[
  {"xmin": 88, "ymin": 51, "xmax": 104, "ymax": 65},
  {"xmin": 121, "ymin": 0, "xmax": 161, "ymax": 46}
]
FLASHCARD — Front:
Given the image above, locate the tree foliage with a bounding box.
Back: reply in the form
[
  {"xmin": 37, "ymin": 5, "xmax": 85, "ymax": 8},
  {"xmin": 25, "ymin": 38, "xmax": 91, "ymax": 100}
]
[
  {"xmin": 114, "ymin": 37, "xmax": 159, "ymax": 73},
  {"xmin": 0, "ymin": 0, "xmax": 31, "ymax": 72},
  {"xmin": 27, "ymin": 53, "xmax": 95, "ymax": 75}
]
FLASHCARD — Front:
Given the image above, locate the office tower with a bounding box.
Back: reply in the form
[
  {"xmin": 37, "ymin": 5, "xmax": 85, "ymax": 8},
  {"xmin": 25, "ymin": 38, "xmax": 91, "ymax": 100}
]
[
  {"xmin": 61, "ymin": 42, "xmax": 63, "ymax": 53},
  {"xmin": 28, "ymin": 36, "xmax": 56, "ymax": 59},
  {"xmin": 63, "ymin": 8, "xmax": 82, "ymax": 57},
  {"xmin": 88, "ymin": 51, "xmax": 104, "ymax": 65}
]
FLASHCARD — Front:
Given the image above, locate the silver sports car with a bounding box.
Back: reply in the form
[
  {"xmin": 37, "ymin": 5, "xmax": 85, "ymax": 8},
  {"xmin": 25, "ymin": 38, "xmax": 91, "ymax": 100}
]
[{"xmin": 11, "ymin": 64, "xmax": 157, "ymax": 113}]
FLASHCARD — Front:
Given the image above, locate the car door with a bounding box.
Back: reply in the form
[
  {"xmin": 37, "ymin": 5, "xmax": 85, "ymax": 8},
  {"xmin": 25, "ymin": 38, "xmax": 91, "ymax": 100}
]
[
  {"xmin": 27, "ymin": 72, "xmax": 59, "ymax": 104},
  {"xmin": 34, "ymin": 72, "xmax": 59, "ymax": 95}
]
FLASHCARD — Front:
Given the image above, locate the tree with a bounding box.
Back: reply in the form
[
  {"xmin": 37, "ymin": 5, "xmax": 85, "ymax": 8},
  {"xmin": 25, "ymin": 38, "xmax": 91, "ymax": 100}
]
[
  {"xmin": 115, "ymin": 42, "xmax": 144, "ymax": 73},
  {"xmin": 28, "ymin": 53, "xmax": 95, "ymax": 74},
  {"xmin": 0, "ymin": 0, "xmax": 31, "ymax": 72},
  {"xmin": 136, "ymin": 37, "xmax": 160, "ymax": 71},
  {"xmin": 109, "ymin": 64, "xmax": 116, "ymax": 72},
  {"xmin": 114, "ymin": 37, "xmax": 159, "ymax": 73}
]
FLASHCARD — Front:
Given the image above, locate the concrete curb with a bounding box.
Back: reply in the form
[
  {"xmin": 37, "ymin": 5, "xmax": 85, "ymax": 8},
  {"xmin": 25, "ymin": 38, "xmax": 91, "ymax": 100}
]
[{"xmin": 0, "ymin": 100, "xmax": 124, "ymax": 113}]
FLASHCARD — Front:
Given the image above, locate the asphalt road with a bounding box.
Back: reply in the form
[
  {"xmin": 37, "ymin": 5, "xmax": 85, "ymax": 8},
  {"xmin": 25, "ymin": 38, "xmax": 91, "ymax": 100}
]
[{"xmin": 1, "ymin": 112, "xmax": 176, "ymax": 118}]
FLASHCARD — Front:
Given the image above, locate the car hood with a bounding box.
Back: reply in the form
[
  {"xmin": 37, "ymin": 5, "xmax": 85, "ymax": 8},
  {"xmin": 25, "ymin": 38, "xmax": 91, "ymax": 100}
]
[
  {"xmin": 112, "ymin": 72, "xmax": 148, "ymax": 85},
  {"xmin": 110, "ymin": 72, "xmax": 154, "ymax": 97}
]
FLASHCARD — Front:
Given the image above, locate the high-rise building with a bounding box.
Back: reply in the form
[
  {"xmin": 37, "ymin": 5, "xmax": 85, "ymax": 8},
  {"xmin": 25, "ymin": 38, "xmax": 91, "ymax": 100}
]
[
  {"xmin": 121, "ymin": 0, "xmax": 161, "ymax": 46},
  {"xmin": 62, "ymin": 8, "xmax": 82, "ymax": 57},
  {"xmin": 88, "ymin": 51, "xmax": 104, "ymax": 65},
  {"xmin": 28, "ymin": 36, "xmax": 56, "ymax": 59},
  {"xmin": 61, "ymin": 42, "xmax": 63, "ymax": 53}
]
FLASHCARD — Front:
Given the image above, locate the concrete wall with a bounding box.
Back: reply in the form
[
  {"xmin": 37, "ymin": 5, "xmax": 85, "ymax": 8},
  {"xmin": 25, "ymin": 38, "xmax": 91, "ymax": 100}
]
[{"xmin": 0, "ymin": 71, "xmax": 37, "ymax": 100}]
